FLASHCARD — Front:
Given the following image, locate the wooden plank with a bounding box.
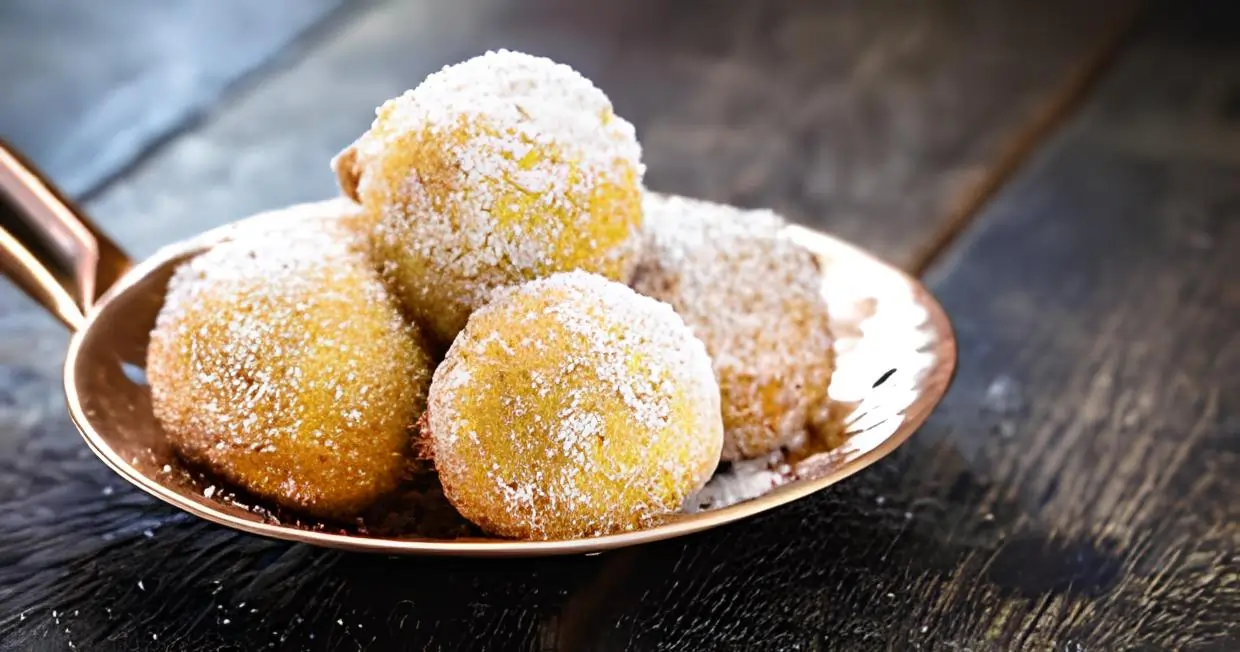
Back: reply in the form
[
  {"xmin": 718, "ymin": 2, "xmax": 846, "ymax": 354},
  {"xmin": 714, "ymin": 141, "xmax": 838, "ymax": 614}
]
[
  {"xmin": 567, "ymin": 3, "xmax": 1240, "ymax": 649},
  {"xmin": 0, "ymin": 0, "xmax": 1163, "ymax": 650},
  {"xmin": 0, "ymin": 0, "xmax": 345, "ymax": 196},
  {"xmin": 899, "ymin": 6, "xmax": 1240, "ymax": 648},
  {"xmin": 80, "ymin": 0, "xmax": 1136, "ymax": 265}
]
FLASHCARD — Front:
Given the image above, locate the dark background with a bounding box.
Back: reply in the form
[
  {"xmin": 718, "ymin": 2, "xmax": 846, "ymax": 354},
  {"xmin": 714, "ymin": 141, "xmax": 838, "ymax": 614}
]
[{"xmin": 1, "ymin": 0, "xmax": 1237, "ymax": 650}]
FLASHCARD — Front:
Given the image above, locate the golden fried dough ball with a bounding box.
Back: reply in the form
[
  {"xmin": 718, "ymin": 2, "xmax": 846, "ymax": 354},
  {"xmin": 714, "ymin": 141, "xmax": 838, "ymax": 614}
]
[
  {"xmin": 632, "ymin": 193, "xmax": 834, "ymax": 461},
  {"xmin": 147, "ymin": 221, "xmax": 434, "ymax": 520},
  {"xmin": 333, "ymin": 49, "xmax": 645, "ymax": 345},
  {"xmin": 425, "ymin": 271, "xmax": 722, "ymax": 540}
]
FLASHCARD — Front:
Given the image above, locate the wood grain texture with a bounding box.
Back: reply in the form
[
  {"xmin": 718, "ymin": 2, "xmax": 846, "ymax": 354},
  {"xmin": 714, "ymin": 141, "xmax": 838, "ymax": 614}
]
[
  {"xmin": 12, "ymin": 1, "xmax": 1235, "ymax": 651},
  {"xmin": 0, "ymin": 0, "xmax": 345, "ymax": 197},
  {"xmin": 78, "ymin": 0, "xmax": 1135, "ymax": 265}
]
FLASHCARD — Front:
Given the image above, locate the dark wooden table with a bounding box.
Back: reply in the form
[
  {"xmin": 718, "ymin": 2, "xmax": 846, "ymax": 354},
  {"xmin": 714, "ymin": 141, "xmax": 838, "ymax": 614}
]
[{"xmin": 1, "ymin": 0, "xmax": 1237, "ymax": 650}]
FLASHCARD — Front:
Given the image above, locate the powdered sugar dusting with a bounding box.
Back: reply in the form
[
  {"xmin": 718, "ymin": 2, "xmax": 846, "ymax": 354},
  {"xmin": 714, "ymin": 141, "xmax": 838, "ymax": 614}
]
[
  {"xmin": 633, "ymin": 192, "xmax": 835, "ymax": 461},
  {"xmin": 389, "ymin": 49, "xmax": 640, "ymax": 181},
  {"xmin": 146, "ymin": 216, "xmax": 432, "ymax": 519},
  {"xmin": 339, "ymin": 49, "xmax": 645, "ymax": 342},
  {"xmin": 215, "ymin": 197, "xmax": 376, "ymax": 256},
  {"xmin": 427, "ymin": 271, "xmax": 722, "ymax": 540}
]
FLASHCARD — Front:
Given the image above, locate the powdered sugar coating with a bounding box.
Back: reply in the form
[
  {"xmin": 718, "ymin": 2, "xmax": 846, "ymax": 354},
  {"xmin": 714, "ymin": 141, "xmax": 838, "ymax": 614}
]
[
  {"xmin": 426, "ymin": 271, "xmax": 722, "ymax": 540},
  {"xmin": 147, "ymin": 214, "xmax": 435, "ymax": 520},
  {"xmin": 236, "ymin": 197, "xmax": 376, "ymax": 250},
  {"xmin": 632, "ymin": 193, "xmax": 835, "ymax": 461},
  {"xmin": 335, "ymin": 49, "xmax": 646, "ymax": 344},
  {"xmin": 211, "ymin": 197, "xmax": 377, "ymax": 259}
]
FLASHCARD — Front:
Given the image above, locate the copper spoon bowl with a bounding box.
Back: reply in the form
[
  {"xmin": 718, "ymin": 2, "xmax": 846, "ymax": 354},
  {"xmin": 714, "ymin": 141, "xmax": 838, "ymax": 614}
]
[{"xmin": 0, "ymin": 140, "xmax": 957, "ymax": 556}]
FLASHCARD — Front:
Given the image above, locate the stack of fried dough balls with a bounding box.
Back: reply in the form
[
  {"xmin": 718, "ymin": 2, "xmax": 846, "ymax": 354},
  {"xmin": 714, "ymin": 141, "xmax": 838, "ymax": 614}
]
[{"xmin": 146, "ymin": 49, "xmax": 835, "ymax": 541}]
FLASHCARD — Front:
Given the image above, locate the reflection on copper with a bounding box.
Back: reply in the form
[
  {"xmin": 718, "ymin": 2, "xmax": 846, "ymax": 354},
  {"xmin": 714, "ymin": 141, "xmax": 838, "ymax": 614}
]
[{"xmin": 0, "ymin": 141, "xmax": 130, "ymax": 329}]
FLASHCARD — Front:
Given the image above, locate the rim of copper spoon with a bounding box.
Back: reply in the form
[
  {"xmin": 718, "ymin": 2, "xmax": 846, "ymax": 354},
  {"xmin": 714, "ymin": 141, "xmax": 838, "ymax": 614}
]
[{"xmin": 0, "ymin": 138, "xmax": 958, "ymax": 557}]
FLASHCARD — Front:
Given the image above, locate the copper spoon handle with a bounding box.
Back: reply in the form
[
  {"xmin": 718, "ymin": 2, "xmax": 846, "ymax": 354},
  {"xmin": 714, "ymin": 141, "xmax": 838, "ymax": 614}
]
[{"xmin": 0, "ymin": 140, "xmax": 131, "ymax": 331}]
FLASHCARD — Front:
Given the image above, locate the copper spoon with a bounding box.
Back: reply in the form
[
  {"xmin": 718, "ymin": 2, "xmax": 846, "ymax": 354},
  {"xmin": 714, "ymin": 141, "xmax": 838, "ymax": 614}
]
[{"xmin": 0, "ymin": 140, "xmax": 956, "ymax": 556}]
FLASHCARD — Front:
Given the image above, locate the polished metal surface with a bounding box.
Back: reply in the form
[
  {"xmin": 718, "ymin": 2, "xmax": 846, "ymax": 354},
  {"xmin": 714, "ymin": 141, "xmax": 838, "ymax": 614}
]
[
  {"xmin": 0, "ymin": 142, "xmax": 130, "ymax": 329},
  {"xmin": 1, "ymin": 142, "xmax": 956, "ymax": 557}
]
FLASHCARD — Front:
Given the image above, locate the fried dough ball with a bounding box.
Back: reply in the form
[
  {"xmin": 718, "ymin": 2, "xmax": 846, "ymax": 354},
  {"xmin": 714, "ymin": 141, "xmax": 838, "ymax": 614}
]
[
  {"xmin": 333, "ymin": 49, "xmax": 645, "ymax": 345},
  {"xmin": 632, "ymin": 193, "xmax": 834, "ymax": 461},
  {"xmin": 147, "ymin": 221, "xmax": 435, "ymax": 520},
  {"xmin": 425, "ymin": 271, "xmax": 722, "ymax": 540}
]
